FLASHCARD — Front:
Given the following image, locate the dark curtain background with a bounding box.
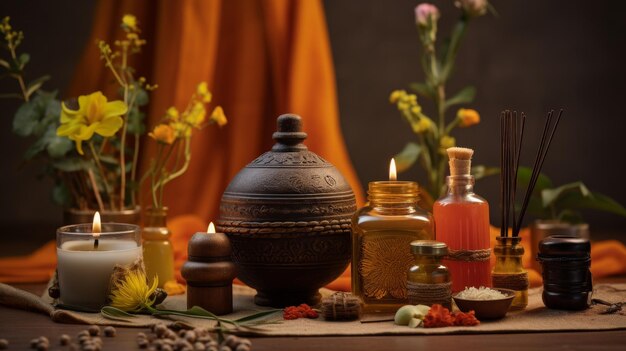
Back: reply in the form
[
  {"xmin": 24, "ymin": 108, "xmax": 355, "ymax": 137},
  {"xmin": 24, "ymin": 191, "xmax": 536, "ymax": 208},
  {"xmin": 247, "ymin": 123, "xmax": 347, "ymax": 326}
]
[{"xmin": 0, "ymin": 0, "xmax": 625, "ymax": 254}]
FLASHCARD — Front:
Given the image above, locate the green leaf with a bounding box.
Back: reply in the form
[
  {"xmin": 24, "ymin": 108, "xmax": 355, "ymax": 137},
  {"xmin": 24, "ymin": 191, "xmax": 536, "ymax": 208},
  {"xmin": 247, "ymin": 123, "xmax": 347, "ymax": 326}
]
[
  {"xmin": 541, "ymin": 181, "xmax": 590, "ymax": 208},
  {"xmin": 52, "ymin": 158, "xmax": 91, "ymax": 172},
  {"xmin": 394, "ymin": 142, "xmax": 421, "ymax": 172},
  {"xmin": 18, "ymin": 53, "xmax": 30, "ymax": 69},
  {"xmin": 234, "ymin": 309, "xmax": 281, "ymax": 323},
  {"xmin": 471, "ymin": 165, "xmax": 499, "ymax": 180},
  {"xmin": 45, "ymin": 132, "xmax": 73, "ymax": 158},
  {"xmin": 409, "ymin": 82, "xmax": 434, "ymax": 99},
  {"xmin": 444, "ymin": 86, "xmax": 475, "ymax": 109},
  {"xmin": 134, "ymin": 86, "xmax": 149, "ymax": 106},
  {"xmin": 558, "ymin": 191, "xmax": 626, "ymax": 218},
  {"xmin": 127, "ymin": 108, "xmax": 146, "ymax": 135},
  {"xmin": 52, "ymin": 182, "xmax": 72, "ymax": 206},
  {"xmin": 516, "ymin": 166, "xmax": 553, "ymax": 196},
  {"xmin": 25, "ymin": 75, "xmax": 50, "ymax": 99},
  {"xmin": 101, "ymin": 306, "xmax": 136, "ymax": 321},
  {"xmin": 12, "ymin": 100, "xmax": 39, "ymax": 136}
]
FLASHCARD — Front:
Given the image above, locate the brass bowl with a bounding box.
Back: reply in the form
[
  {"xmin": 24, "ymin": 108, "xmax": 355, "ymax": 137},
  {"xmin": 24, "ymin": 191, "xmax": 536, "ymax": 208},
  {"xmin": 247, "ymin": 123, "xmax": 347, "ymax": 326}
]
[{"xmin": 453, "ymin": 288, "xmax": 516, "ymax": 320}]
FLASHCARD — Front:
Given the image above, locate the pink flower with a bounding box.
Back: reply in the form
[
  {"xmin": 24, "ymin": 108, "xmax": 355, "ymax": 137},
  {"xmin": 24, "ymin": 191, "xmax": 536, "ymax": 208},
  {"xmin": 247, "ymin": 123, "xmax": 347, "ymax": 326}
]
[
  {"xmin": 415, "ymin": 3, "xmax": 440, "ymax": 26},
  {"xmin": 455, "ymin": 0, "xmax": 488, "ymax": 17}
]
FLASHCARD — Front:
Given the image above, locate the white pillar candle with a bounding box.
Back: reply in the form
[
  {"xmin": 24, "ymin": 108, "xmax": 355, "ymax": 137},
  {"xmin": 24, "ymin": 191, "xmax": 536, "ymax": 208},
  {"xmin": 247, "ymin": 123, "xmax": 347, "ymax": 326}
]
[
  {"xmin": 57, "ymin": 240, "xmax": 142, "ymax": 310},
  {"xmin": 56, "ymin": 215, "xmax": 142, "ymax": 310}
]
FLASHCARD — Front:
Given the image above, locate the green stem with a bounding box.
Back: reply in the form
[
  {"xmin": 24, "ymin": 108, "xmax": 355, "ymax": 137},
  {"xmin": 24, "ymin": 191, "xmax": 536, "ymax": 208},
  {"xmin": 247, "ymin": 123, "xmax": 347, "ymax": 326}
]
[
  {"xmin": 158, "ymin": 137, "xmax": 191, "ymax": 188},
  {"xmin": 89, "ymin": 141, "xmax": 116, "ymax": 210},
  {"xmin": 151, "ymin": 145, "xmax": 164, "ymax": 208}
]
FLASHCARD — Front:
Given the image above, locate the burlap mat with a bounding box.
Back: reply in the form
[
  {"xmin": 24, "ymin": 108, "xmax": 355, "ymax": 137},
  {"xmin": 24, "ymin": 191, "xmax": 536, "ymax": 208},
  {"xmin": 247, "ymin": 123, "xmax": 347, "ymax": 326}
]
[{"xmin": 0, "ymin": 283, "xmax": 624, "ymax": 336}]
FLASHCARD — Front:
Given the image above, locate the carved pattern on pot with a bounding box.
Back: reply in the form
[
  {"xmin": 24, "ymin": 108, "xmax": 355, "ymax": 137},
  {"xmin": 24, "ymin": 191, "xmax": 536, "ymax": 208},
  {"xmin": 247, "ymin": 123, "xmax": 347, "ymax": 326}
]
[
  {"xmin": 217, "ymin": 218, "xmax": 352, "ymax": 237},
  {"xmin": 219, "ymin": 200, "xmax": 357, "ymax": 219},
  {"xmin": 250, "ymin": 151, "xmax": 329, "ymax": 167},
  {"xmin": 229, "ymin": 235, "xmax": 350, "ymax": 264}
]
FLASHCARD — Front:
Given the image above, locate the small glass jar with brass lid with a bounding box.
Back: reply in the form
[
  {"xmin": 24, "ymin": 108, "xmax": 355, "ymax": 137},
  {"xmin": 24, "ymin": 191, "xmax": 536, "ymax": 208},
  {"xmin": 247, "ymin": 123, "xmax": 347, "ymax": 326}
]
[{"xmin": 407, "ymin": 240, "xmax": 452, "ymax": 309}]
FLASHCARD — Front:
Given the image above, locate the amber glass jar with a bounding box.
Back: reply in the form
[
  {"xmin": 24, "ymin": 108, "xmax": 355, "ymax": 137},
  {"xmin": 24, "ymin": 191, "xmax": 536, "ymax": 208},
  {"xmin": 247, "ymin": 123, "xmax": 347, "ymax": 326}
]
[
  {"xmin": 492, "ymin": 236, "xmax": 528, "ymax": 310},
  {"xmin": 142, "ymin": 207, "xmax": 175, "ymax": 288},
  {"xmin": 352, "ymin": 181, "xmax": 434, "ymax": 313},
  {"xmin": 407, "ymin": 240, "xmax": 451, "ymax": 309}
]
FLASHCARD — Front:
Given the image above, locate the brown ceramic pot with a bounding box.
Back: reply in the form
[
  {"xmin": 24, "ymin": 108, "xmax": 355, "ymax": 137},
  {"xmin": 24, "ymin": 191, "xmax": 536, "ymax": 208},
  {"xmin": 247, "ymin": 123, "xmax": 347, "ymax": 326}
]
[{"xmin": 217, "ymin": 114, "xmax": 356, "ymax": 307}]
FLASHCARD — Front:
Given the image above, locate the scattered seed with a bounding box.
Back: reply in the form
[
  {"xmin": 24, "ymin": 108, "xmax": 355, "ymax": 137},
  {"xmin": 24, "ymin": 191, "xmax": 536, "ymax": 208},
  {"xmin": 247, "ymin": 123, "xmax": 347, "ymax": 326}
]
[
  {"xmin": 219, "ymin": 346, "xmax": 232, "ymax": 351},
  {"xmin": 35, "ymin": 342, "xmax": 48, "ymax": 351},
  {"xmin": 0, "ymin": 339, "xmax": 8, "ymax": 349},
  {"xmin": 155, "ymin": 324, "xmax": 167, "ymax": 338},
  {"xmin": 138, "ymin": 338, "xmax": 149, "ymax": 349},
  {"xmin": 235, "ymin": 345, "xmax": 251, "ymax": 351},
  {"xmin": 104, "ymin": 326, "xmax": 116, "ymax": 337},
  {"xmin": 77, "ymin": 330, "xmax": 89, "ymax": 338},
  {"xmin": 30, "ymin": 338, "xmax": 40, "ymax": 348},
  {"xmin": 162, "ymin": 345, "xmax": 173, "ymax": 351},
  {"xmin": 88, "ymin": 325, "xmax": 100, "ymax": 336},
  {"xmin": 59, "ymin": 334, "xmax": 71, "ymax": 345},
  {"xmin": 194, "ymin": 342, "xmax": 206, "ymax": 351}
]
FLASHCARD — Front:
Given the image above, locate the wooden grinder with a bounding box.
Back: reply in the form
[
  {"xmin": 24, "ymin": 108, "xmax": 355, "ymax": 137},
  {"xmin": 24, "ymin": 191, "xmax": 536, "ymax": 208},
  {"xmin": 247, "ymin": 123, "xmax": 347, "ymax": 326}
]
[{"xmin": 182, "ymin": 223, "xmax": 237, "ymax": 315}]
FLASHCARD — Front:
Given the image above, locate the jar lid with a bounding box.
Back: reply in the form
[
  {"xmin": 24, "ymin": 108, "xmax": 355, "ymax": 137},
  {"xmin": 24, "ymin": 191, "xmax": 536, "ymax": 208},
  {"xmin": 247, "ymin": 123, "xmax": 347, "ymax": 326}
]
[
  {"xmin": 410, "ymin": 240, "xmax": 448, "ymax": 256},
  {"xmin": 538, "ymin": 235, "xmax": 590, "ymax": 258}
]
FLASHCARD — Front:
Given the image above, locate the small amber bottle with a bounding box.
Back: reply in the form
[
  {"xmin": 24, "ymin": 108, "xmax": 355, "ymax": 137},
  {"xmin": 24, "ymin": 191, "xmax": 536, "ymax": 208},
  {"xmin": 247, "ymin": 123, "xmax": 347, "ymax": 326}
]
[
  {"xmin": 142, "ymin": 207, "xmax": 175, "ymax": 288},
  {"xmin": 407, "ymin": 240, "xmax": 451, "ymax": 309},
  {"xmin": 492, "ymin": 236, "xmax": 528, "ymax": 310},
  {"xmin": 352, "ymin": 180, "xmax": 434, "ymax": 313}
]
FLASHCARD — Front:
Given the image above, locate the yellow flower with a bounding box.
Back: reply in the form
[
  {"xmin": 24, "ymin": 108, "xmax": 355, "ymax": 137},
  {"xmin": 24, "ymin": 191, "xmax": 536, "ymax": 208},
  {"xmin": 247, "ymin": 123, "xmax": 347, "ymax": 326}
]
[
  {"xmin": 412, "ymin": 118, "xmax": 433, "ymax": 133},
  {"xmin": 166, "ymin": 106, "xmax": 179, "ymax": 121},
  {"xmin": 186, "ymin": 102, "xmax": 206, "ymax": 128},
  {"xmin": 122, "ymin": 14, "xmax": 138, "ymax": 31},
  {"xmin": 149, "ymin": 124, "xmax": 176, "ymax": 144},
  {"xmin": 440, "ymin": 135, "xmax": 456, "ymax": 149},
  {"xmin": 196, "ymin": 82, "xmax": 212, "ymax": 103},
  {"xmin": 210, "ymin": 106, "xmax": 227, "ymax": 127},
  {"xmin": 457, "ymin": 108, "xmax": 480, "ymax": 127},
  {"xmin": 109, "ymin": 270, "xmax": 158, "ymax": 312},
  {"xmin": 170, "ymin": 121, "xmax": 191, "ymax": 138},
  {"xmin": 389, "ymin": 90, "xmax": 406, "ymax": 104},
  {"xmin": 56, "ymin": 91, "xmax": 127, "ymax": 155}
]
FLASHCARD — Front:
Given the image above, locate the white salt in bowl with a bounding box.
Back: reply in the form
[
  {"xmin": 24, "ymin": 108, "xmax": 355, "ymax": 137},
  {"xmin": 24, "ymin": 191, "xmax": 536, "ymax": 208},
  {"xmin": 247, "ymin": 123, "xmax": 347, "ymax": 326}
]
[{"xmin": 453, "ymin": 288, "xmax": 515, "ymax": 320}]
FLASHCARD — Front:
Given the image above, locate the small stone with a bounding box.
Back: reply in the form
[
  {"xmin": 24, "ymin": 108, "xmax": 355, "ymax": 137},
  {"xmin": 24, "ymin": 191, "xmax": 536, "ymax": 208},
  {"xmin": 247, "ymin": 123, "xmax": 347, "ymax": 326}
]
[
  {"xmin": 91, "ymin": 337, "xmax": 102, "ymax": 345},
  {"xmin": 104, "ymin": 326, "xmax": 116, "ymax": 337},
  {"xmin": 206, "ymin": 340, "xmax": 218, "ymax": 348},
  {"xmin": 155, "ymin": 324, "xmax": 167, "ymax": 338},
  {"xmin": 35, "ymin": 342, "xmax": 48, "ymax": 351},
  {"xmin": 137, "ymin": 332, "xmax": 147, "ymax": 339},
  {"xmin": 60, "ymin": 334, "xmax": 71, "ymax": 345},
  {"xmin": 219, "ymin": 346, "xmax": 232, "ymax": 351},
  {"xmin": 30, "ymin": 338, "xmax": 40, "ymax": 348},
  {"xmin": 39, "ymin": 337, "xmax": 49, "ymax": 345},
  {"xmin": 78, "ymin": 335, "xmax": 90, "ymax": 344},
  {"xmin": 88, "ymin": 325, "xmax": 100, "ymax": 336},
  {"xmin": 184, "ymin": 331, "xmax": 197, "ymax": 343},
  {"xmin": 194, "ymin": 342, "xmax": 206, "ymax": 351},
  {"xmin": 82, "ymin": 344, "xmax": 96, "ymax": 351},
  {"xmin": 235, "ymin": 345, "xmax": 250, "ymax": 351},
  {"xmin": 138, "ymin": 339, "xmax": 149, "ymax": 349},
  {"xmin": 77, "ymin": 330, "xmax": 90, "ymax": 338},
  {"xmin": 224, "ymin": 335, "xmax": 238, "ymax": 348},
  {"xmin": 0, "ymin": 339, "xmax": 8, "ymax": 349},
  {"xmin": 161, "ymin": 345, "xmax": 173, "ymax": 351}
]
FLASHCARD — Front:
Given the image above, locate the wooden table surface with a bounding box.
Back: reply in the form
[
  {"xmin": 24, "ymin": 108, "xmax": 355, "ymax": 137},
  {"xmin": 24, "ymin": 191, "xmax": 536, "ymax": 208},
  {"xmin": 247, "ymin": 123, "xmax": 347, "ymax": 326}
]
[{"xmin": 1, "ymin": 282, "xmax": 625, "ymax": 351}]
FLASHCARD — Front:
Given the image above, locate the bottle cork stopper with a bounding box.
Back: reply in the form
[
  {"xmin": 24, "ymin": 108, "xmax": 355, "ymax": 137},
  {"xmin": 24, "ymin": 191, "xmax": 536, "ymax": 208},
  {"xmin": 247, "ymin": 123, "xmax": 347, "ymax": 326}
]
[{"xmin": 447, "ymin": 147, "xmax": 473, "ymax": 176}]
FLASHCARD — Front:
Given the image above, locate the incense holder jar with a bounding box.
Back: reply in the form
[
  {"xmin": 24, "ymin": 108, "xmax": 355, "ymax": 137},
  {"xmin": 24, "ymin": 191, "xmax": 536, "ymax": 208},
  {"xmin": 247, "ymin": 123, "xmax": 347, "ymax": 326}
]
[
  {"xmin": 217, "ymin": 114, "xmax": 356, "ymax": 307},
  {"xmin": 407, "ymin": 240, "xmax": 451, "ymax": 309},
  {"xmin": 492, "ymin": 236, "xmax": 528, "ymax": 310},
  {"xmin": 182, "ymin": 229, "xmax": 236, "ymax": 315},
  {"xmin": 538, "ymin": 236, "xmax": 592, "ymax": 310},
  {"xmin": 352, "ymin": 181, "xmax": 434, "ymax": 313}
]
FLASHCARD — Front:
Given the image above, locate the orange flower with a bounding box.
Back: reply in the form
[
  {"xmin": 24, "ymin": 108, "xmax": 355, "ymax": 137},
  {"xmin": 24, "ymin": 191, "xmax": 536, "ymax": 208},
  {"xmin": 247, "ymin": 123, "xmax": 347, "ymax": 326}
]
[
  {"xmin": 149, "ymin": 124, "xmax": 176, "ymax": 144},
  {"xmin": 457, "ymin": 108, "xmax": 480, "ymax": 127}
]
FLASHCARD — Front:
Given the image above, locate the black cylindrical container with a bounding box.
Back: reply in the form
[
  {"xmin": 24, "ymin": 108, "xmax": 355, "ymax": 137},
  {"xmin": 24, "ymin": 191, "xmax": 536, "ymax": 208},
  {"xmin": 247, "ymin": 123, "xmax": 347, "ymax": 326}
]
[{"xmin": 537, "ymin": 236, "xmax": 592, "ymax": 310}]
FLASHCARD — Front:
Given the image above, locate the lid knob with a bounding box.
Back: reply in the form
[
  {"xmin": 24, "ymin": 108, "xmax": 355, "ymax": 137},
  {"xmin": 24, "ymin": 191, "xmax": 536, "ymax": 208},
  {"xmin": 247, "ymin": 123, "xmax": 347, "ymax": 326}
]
[{"xmin": 272, "ymin": 114, "xmax": 308, "ymax": 152}]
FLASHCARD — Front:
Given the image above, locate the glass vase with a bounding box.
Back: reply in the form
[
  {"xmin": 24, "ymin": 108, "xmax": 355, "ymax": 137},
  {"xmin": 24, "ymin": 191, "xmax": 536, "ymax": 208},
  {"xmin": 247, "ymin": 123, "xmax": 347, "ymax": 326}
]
[
  {"xmin": 142, "ymin": 207, "xmax": 175, "ymax": 288},
  {"xmin": 352, "ymin": 181, "xmax": 434, "ymax": 313},
  {"xmin": 492, "ymin": 236, "xmax": 528, "ymax": 310}
]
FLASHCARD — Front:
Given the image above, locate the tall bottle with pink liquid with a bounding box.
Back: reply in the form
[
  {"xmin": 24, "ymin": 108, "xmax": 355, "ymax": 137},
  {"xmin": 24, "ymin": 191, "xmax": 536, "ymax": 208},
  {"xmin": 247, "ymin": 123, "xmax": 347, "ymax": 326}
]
[{"xmin": 434, "ymin": 147, "xmax": 491, "ymax": 292}]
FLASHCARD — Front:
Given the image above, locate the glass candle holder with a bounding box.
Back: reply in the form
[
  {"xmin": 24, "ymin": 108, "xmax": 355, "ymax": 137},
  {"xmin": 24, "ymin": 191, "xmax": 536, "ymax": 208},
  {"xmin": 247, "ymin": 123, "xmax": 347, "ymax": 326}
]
[
  {"xmin": 352, "ymin": 181, "xmax": 434, "ymax": 313},
  {"xmin": 492, "ymin": 236, "xmax": 528, "ymax": 310},
  {"xmin": 56, "ymin": 223, "xmax": 142, "ymax": 310}
]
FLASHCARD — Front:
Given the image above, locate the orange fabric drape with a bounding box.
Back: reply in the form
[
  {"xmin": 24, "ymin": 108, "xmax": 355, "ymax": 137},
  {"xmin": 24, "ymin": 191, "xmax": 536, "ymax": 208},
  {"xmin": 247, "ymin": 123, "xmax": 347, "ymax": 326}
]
[{"xmin": 67, "ymin": 0, "xmax": 365, "ymax": 219}]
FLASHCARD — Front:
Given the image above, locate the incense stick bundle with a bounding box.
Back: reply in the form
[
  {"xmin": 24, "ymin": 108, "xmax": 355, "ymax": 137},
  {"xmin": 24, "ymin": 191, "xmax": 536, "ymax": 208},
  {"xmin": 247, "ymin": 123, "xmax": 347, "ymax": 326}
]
[{"xmin": 500, "ymin": 109, "xmax": 563, "ymax": 237}]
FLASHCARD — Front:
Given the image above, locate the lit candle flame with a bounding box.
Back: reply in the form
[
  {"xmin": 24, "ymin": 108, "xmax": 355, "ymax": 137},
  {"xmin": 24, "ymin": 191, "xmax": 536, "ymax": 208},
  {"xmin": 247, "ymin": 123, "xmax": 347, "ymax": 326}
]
[
  {"xmin": 389, "ymin": 158, "xmax": 397, "ymax": 181},
  {"xmin": 92, "ymin": 211, "xmax": 101, "ymax": 238},
  {"xmin": 208, "ymin": 222, "xmax": 216, "ymax": 234}
]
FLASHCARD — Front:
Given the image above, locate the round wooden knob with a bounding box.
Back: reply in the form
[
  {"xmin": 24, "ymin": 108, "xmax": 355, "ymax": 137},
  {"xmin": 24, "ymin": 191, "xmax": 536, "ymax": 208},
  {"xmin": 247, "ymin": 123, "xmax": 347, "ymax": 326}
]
[
  {"xmin": 272, "ymin": 114, "xmax": 308, "ymax": 151},
  {"xmin": 187, "ymin": 232, "xmax": 232, "ymax": 260}
]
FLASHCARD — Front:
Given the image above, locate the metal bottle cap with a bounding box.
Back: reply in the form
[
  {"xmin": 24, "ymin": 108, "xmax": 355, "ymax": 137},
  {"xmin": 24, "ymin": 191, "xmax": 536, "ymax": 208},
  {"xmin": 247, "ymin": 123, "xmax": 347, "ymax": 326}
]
[{"xmin": 410, "ymin": 240, "xmax": 448, "ymax": 256}]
